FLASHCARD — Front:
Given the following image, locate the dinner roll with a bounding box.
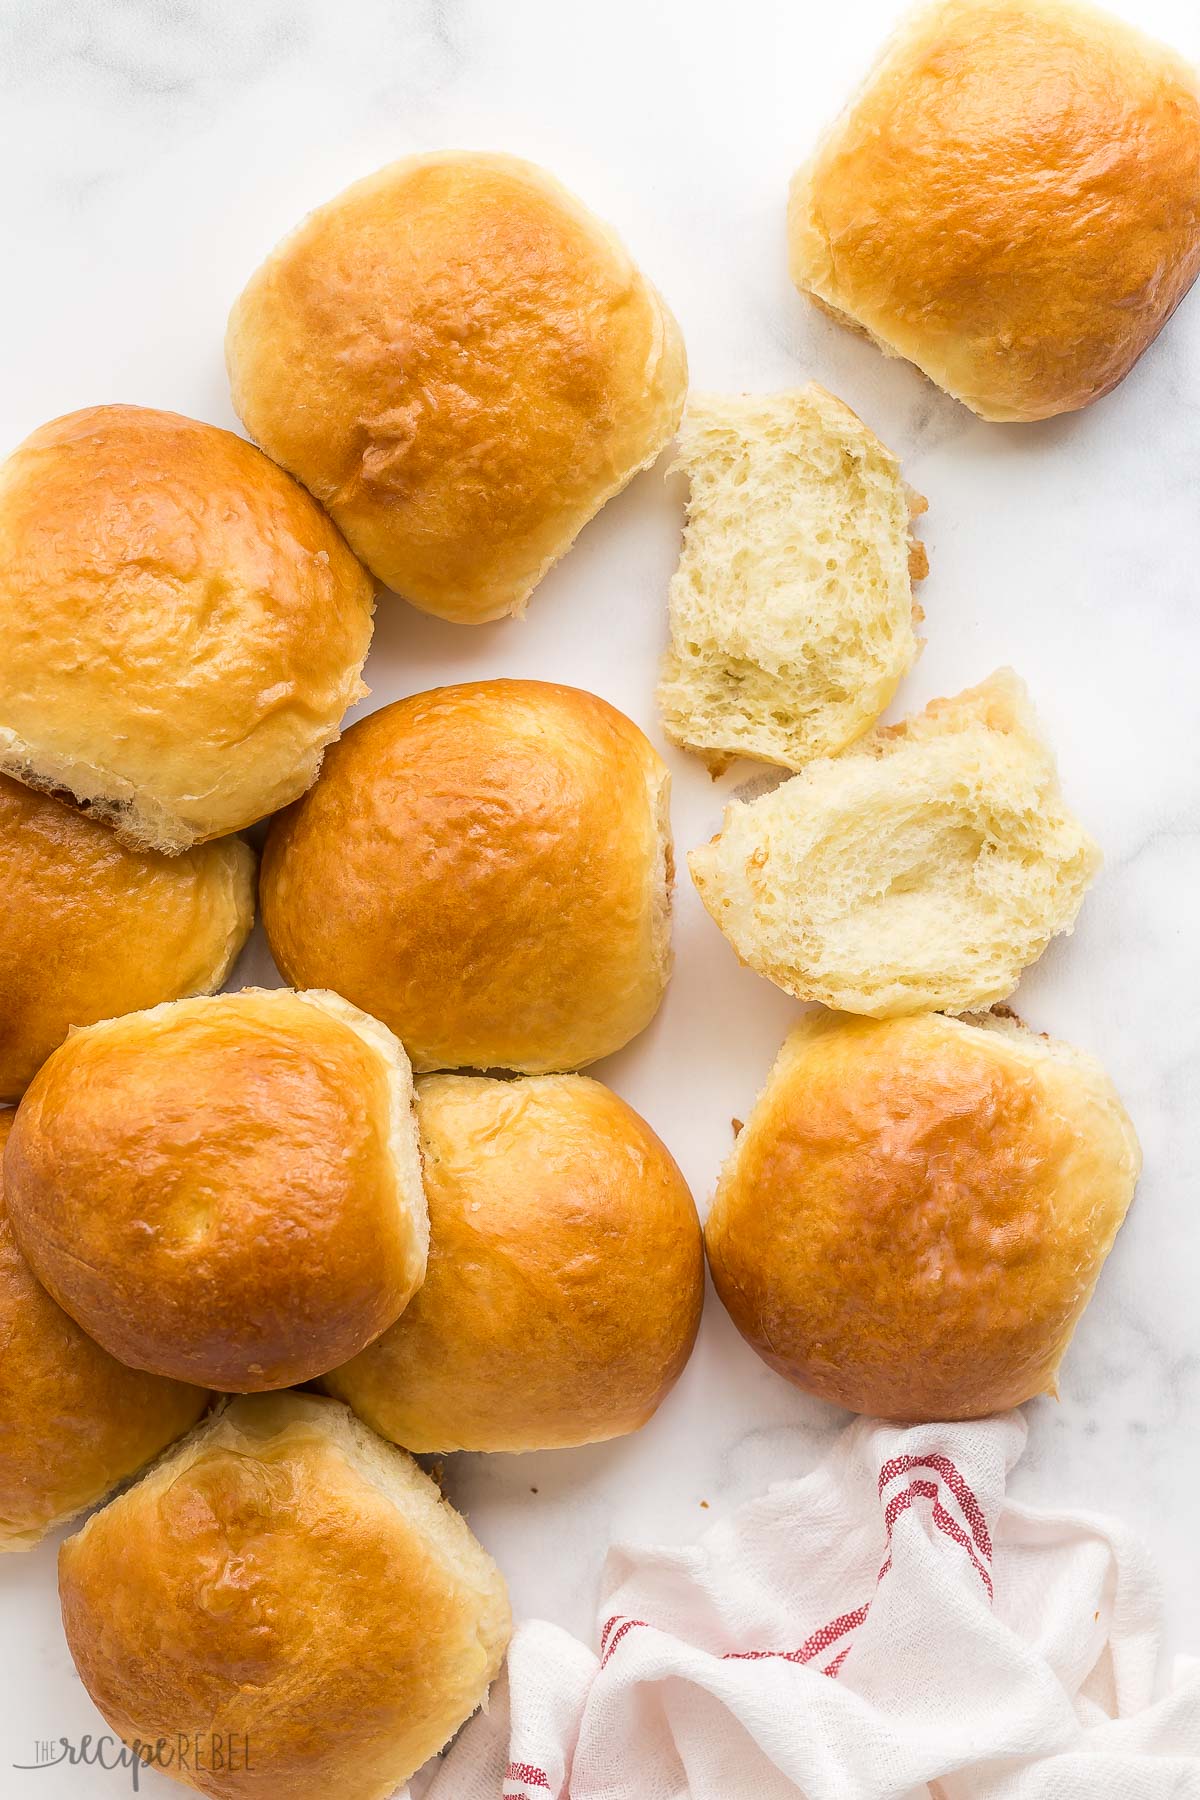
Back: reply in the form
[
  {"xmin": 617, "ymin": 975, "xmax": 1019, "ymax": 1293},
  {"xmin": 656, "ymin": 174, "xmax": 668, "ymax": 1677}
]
[
  {"xmin": 59, "ymin": 1392, "xmax": 511, "ymax": 1799},
  {"xmin": 788, "ymin": 0, "xmax": 1200, "ymax": 421},
  {"xmin": 0, "ymin": 775, "xmax": 254, "ymax": 1101},
  {"xmin": 0, "ymin": 1112, "xmax": 209, "ymax": 1552},
  {"xmin": 705, "ymin": 1010, "xmax": 1141, "ymax": 1420},
  {"xmin": 690, "ymin": 671, "xmax": 1098, "ymax": 1016},
  {"xmin": 4, "ymin": 989, "xmax": 427, "ymax": 1390},
  {"xmin": 227, "ymin": 151, "xmax": 687, "ymax": 622},
  {"xmin": 658, "ymin": 386, "xmax": 927, "ymax": 773},
  {"xmin": 325, "ymin": 1073, "xmax": 703, "ymax": 1452},
  {"xmin": 0, "ymin": 406, "xmax": 375, "ymax": 852},
  {"xmin": 262, "ymin": 681, "xmax": 673, "ymax": 1072}
]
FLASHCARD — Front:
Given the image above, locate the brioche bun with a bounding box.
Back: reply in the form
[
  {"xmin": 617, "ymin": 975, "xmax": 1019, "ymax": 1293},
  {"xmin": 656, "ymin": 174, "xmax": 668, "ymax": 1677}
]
[
  {"xmin": 788, "ymin": 0, "xmax": 1200, "ymax": 421},
  {"xmin": 325, "ymin": 1073, "xmax": 703, "ymax": 1452},
  {"xmin": 262, "ymin": 681, "xmax": 673, "ymax": 1073},
  {"xmin": 227, "ymin": 151, "xmax": 687, "ymax": 622},
  {"xmin": 58, "ymin": 1392, "xmax": 510, "ymax": 1799},
  {"xmin": 4, "ymin": 989, "xmax": 427, "ymax": 1391},
  {"xmin": 0, "ymin": 774, "xmax": 254, "ymax": 1101},
  {"xmin": 0, "ymin": 406, "xmax": 375, "ymax": 851},
  {"xmin": 0, "ymin": 1111, "xmax": 209, "ymax": 1552},
  {"xmin": 705, "ymin": 1010, "xmax": 1141, "ymax": 1420}
]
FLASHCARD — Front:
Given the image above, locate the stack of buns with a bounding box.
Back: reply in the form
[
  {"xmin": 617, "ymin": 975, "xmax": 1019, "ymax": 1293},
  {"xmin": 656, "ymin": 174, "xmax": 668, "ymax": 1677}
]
[
  {"xmin": 0, "ymin": 148, "xmax": 702, "ymax": 1797},
  {"xmin": 3, "ymin": 0, "xmax": 1185, "ymax": 1781}
]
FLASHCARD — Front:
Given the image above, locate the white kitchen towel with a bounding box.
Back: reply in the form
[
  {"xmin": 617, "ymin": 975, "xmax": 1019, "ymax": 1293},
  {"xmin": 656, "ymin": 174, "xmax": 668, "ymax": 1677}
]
[{"xmin": 411, "ymin": 1413, "xmax": 1200, "ymax": 1799}]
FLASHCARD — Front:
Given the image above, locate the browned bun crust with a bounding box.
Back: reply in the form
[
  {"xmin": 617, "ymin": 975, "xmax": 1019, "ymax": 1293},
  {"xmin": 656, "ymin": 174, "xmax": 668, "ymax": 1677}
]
[
  {"xmin": 0, "ymin": 405, "xmax": 375, "ymax": 850},
  {"xmin": 325, "ymin": 1073, "xmax": 704, "ymax": 1451},
  {"xmin": 227, "ymin": 151, "xmax": 687, "ymax": 622},
  {"xmin": 705, "ymin": 1011, "xmax": 1141, "ymax": 1420},
  {"xmin": 0, "ymin": 774, "xmax": 254, "ymax": 1101},
  {"xmin": 261, "ymin": 680, "xmax": 673, "ymax": 1074},
  {"xmin": 4, "ymin": 990, "xmax": 428, "ymax": 1391},
  {"xmin": 788, "ymin": 0, "xmax": 1200, "ymax": 421},
  {"xmin": 58, "ymin": 1393, "xmax": 511, "ymax": 1799},
  {"xmin": 0, "ymin": 1111, "xmax": 210, "ymax": 1551}
]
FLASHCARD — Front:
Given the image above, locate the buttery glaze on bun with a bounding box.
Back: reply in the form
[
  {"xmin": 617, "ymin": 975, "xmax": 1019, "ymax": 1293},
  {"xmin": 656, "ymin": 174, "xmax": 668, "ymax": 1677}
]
[
  {"xmin": 788, "ymin": 0, "xmax": 1200, "ymax": 421},
  {"xmin": 705, "ymin": 1010, "xmax": 1141, "ymax": 1420},
  {"xmin": 262, "ymin": 681, "xmax": 673, "ymax": 1073},
  {"xmin": 58, "ymin": 1393, "xmax": 511, "ymax": 1800},
  {"xmin": 0, "ymin": 1112, "xmax": 209, "ymax": 1553},
  {"xmin": 0, "ymin": 775, "xmax": 254, "ymax": 1101},
  {"xmin": 227, "ymin": 151, "xmax": 687, "ymax": 622},
  {"xmin": 0, "ymin": 406, "xmax": 375, "ymax": 852},
  {"xmin": 4, "ymin": 989, "xmax": 427, "ymax": 1391},
  {"xmin": 325, "ymin": 1073, "xmax": 704, "ymax": 1452}
]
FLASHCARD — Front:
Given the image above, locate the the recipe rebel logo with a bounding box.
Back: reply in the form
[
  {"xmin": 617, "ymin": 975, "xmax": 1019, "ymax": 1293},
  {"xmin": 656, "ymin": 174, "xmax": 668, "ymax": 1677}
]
[{"xmin": 13, "ymin": 1732, "xmax": 253, "ymax": 1789}]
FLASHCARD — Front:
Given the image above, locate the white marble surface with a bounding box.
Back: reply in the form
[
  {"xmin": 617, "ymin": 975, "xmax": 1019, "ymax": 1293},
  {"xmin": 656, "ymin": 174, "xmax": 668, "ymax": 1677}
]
[{"xmin": 3, "ymin": 0, "xmax": 1200, "ymax": 1791}]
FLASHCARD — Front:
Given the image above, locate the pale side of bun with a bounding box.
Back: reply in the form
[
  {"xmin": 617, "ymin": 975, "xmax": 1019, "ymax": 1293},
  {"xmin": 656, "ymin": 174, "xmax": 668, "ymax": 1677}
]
[
  {"xmin": 0, "ymin": 406, "xmax": 375, "ymax": 851},
  {"xmin": 58, "ymin": 1392, "xmax": 511, "ymax": 1799},
  {"xmin": 0, "ymin": 1111, "xmax": 210, "ymax": 1552},
  {"xmin": 4, "ymin": 989, "xmax": 427, "ymax": 1391},
  {"xmin": 227, "ymin": 151, "xmax": 687, "ymax": 623},
  {"xmin": 325, "ymin": 1073, "xmax": 704, "ymax": 1452},
  {"xmin": 705, "ymin": 1010, "xmax": 1141, "ymax": 1420},
  {"xmin": 689, "ymin": 670, "xmax": 1099, "ymax": 1016},
  {"xmin": 0, "ymin": 775, "xmax": 255, "ymax": 1101},
  {"xmin": 262, "ymin": 681, "xmax": 673, "ymax": 1073},
  {"xmin": 658, "ymin": 386, "xmax": 927, "ymax": 774},
  {"xmin": 788, "ymin": 0, "xmax": 1200, "ymax": 421}
]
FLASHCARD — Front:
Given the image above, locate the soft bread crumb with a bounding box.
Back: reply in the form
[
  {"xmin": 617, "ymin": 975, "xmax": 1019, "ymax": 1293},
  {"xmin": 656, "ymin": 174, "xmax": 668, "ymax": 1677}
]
[
  {"xmin": 0, "ymin": 725, "xmax": 199, "ymax": 854},
  {"xmin": 658, "ymin": 387, "xmax": 925, "ymax": 773},
  {"xmin": 689, "ymin": 670, "xmax": 1100, "ymax": 1016}
]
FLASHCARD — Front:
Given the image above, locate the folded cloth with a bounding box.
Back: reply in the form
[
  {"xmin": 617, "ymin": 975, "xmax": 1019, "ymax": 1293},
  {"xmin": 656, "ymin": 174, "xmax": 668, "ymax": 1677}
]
[{"xmin": 410, "ymin": 1414, "xmax": 1200, "ymax": 1799}]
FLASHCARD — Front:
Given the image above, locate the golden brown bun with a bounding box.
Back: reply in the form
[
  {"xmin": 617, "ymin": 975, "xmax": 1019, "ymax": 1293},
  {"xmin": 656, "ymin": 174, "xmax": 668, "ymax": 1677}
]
[
  {"xmin": 4, "ymin": 989, "xmax": 428, "ymax": 1391},
  {"xmin": 0, "ymin": 775, "xmax": 254, "ymax": 1101},
  {"xmin": 0, "ymin": 1112, "xmax": 209, "ymax": 1552},
  {"xmin": 325, "ymin": 1073, "xmax": 703, "ymax": 1451},
  {"xmin": 0, "ymin": 406, "xmax": 375, "ymax": 851},
  {"xmin": 788, "ymin": 0, "xmax": 1200, "ymax": 421},
  {"xmin": 227, "ymin": 151, "xmax": 687, "ymax": 622},
  {"xmin": 705, "ymin": 1010, "xmax": 1141, "ymax": 1420},
  {"xmin": 59, "ymin": 1392, "xmax": 511, "ymax": 1799},
  {"xmin": 262, "ymin": 681, "xmax": 673, "ymax": 1073}
]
